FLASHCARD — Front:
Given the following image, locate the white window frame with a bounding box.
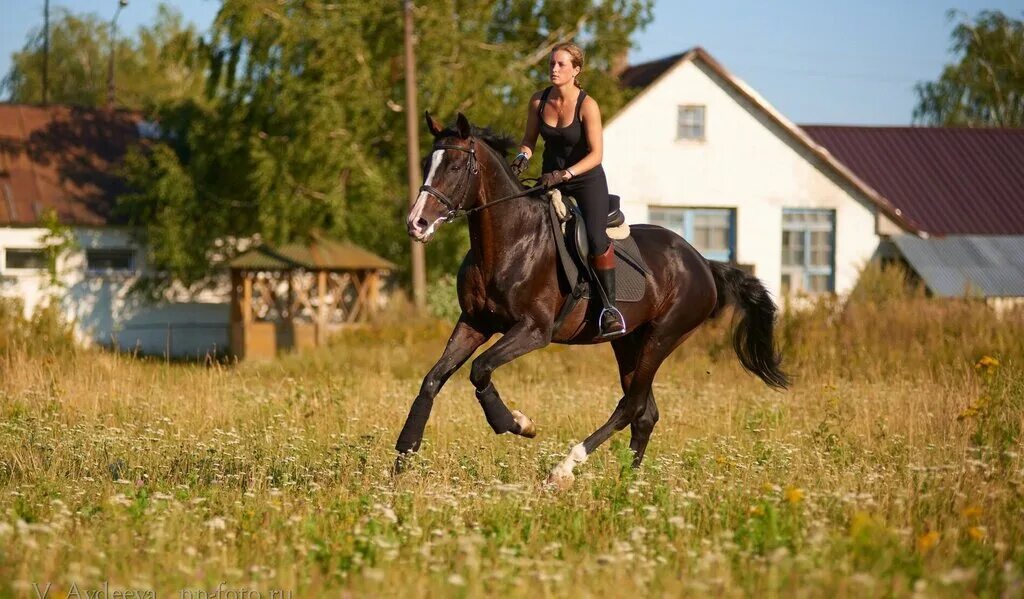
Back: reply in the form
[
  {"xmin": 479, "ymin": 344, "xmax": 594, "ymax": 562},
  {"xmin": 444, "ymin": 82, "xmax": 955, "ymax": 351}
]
[
  {"xmin": 781, "ymin": 208, "xmax": 835, "ymax": 295},
  {"xmin": 2, "ymin": 247, "xmax": 47, "ymax": 273},
  {"xmin": 85, "ymin": 248, "xmax": 137, "ymax": 275},
  {"xmin": 677, "ymin": 105, "xmax": 706, "ymax": 141}
]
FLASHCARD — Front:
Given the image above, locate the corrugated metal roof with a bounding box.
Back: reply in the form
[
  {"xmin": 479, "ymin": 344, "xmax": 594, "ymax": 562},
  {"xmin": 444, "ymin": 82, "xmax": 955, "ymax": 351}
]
[
  {"xmin": 228, "ymin": 237, "xmax": 395, "ymax": 271},
  {"xmin": 0, "ymin": 104, "xmax": 142, "ymax": 226},
  {"xmin": 802, "ymin": 126, "xmax": 1024, "ymax": 236},
  {"xmin": 892, "ymin": 234, "xmax": 1024, "ymax": 297}
]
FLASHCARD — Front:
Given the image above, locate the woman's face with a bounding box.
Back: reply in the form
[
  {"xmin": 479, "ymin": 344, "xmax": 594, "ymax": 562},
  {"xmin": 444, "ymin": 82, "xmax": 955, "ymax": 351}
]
[{"xmin": 549, "ymin": 50, "xmax": 578, "ymax": 86}]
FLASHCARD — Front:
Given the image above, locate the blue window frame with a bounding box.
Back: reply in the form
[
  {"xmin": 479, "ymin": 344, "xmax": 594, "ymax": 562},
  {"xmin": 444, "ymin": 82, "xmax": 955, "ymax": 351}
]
[
  {"xmin": 781, "ymin": 208, "xmax": 835, "ymax": 294},
  {"xmin": 648, "ymin": 207, "xmax": 735, "ymax": 262}
]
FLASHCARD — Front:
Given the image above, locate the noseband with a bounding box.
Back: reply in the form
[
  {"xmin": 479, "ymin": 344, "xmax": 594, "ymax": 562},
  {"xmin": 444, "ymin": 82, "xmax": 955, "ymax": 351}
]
[{"xmin": 418, "ymin": 139, "xmax": 479, "ymax": 222}]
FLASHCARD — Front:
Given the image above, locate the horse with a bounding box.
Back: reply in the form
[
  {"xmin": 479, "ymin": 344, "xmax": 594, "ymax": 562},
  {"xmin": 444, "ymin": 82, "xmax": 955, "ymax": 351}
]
[{"xmin": 397, "ymin": 112, "xmax": 788, "ymax": 487}]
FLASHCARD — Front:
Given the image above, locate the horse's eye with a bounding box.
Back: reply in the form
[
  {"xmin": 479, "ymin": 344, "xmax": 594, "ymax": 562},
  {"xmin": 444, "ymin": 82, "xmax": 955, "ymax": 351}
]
[{"xmin": 451, "ymin": 164, "xmax": 462, "ymax": 171}]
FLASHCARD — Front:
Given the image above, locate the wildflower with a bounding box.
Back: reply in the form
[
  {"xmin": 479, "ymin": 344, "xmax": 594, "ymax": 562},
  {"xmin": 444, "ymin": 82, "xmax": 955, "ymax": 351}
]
[
  {"xmin": 447, "ymin": 574, "xmax": 466, "ymax": 586},
  {"xmin": 917, "ymin": 531, "xmax": 940, "ymax": 553},
  {"xmin": 974, "ymin": 356, "xmax": 999, "ymax": 371},
  {"xmin": 748, "ymin": 505, "xmax": 764, "ymax": 516},
  {"xmin": 784, "ymin": 487, "xmax": 805, "ymax": 504},
  {"xmin": 205, "ymin": 517, "xmax": 227, "ymax": 530},
  {"xmin": 967, "ymin": 526, "xmax": 986, "ymax": 541},
  {"xmin": 961, "ymin": 505, "xmax": 983, "ymax": 519}
]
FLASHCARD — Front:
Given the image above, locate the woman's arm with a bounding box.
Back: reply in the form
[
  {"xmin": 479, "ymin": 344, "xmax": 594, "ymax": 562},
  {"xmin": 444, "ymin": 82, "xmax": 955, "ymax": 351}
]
[
  {"xmin": 517, "ymin": 92, "xmax": 543, "ymax": 159},
  {"xmin": 566, "ymin": 96, "xmax": 603, "ymax": 178}
]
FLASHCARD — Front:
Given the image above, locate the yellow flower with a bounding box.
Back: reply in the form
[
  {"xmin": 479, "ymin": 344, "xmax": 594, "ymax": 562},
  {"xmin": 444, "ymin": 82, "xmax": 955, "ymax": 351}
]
[
  {"xmin": 967, "ymin": 526, "xmax": 986, "ymax": 541},
  {"xmin": 748, "ymin": 505, "xmax": 764, "ymax": 516},
  {"xmin": 975, "ymin": 356, "xmax": 999, "ymax": 371},
  {"xmin": 917, "ymin": 531, "xmax": 940, "ymax": 553},
  {"xmin": 961, "ymin": 505, "xmax": 983, "ymax": 519},
  {"xmin": 784, "ymin": 487, "xmax": 805, "ymax": 504}
]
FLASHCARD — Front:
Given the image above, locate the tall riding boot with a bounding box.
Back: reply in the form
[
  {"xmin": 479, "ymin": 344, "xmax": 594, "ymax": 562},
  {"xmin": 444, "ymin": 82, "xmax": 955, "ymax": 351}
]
[{"xmin": 590, "ymin": 245, "xmax": 626, "ymax": 338}]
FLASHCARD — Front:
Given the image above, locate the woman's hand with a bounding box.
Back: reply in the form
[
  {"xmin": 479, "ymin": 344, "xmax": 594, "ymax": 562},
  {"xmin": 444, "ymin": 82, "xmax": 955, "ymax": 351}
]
[
  {"xmin": 511, "ymin": 152, "xmax": 530, "ymax": 176},
  {"xmin": 540, "ymin": 170, "xmax": 572, "ymax": 188}
]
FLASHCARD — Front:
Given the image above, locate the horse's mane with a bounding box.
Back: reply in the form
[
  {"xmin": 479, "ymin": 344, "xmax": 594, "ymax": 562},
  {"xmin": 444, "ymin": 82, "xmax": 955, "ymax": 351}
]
[{"xmin": 437, "ymin": 124, "xmax": 524, "ymax": 188}]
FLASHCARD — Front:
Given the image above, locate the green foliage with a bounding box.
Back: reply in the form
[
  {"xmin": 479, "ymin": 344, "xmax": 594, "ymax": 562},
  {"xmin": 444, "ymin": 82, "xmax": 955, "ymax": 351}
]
[
  {"xmin": 114, "ymin": 0, "xmax": 652, "ymax": 289},
  {"xmin": 0, "ymin": 297, "xmax": 76, "ymax": 357},
  {"xmin": 38, "ymin": 208, "xmax": 78, "ymax": 292},
  {"xmin": 425, "ymin": 274, "xmax": 462, "ymax": 322},
  {"xmin": 1, "ymin": 4, "xmax": 207, "ymax": 110},
  {"xmin": 914, "ymin": 10, "xmax": 1024, "ymax": 126}
]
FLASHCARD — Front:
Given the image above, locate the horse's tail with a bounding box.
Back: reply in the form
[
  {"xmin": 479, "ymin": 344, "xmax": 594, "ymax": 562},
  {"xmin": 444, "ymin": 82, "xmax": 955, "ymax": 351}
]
[{"xmin": 708, "ymin": 260, "xmax": 789, "ymax": 389}]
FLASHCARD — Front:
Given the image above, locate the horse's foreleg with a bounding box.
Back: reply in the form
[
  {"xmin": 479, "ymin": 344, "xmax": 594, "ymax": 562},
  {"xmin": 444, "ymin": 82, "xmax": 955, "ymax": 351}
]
[
  {"xmin": 468, "ymin": 321, "xmax": 550, "ymax": 438},
  {"xmin": 395, "ymin": 317, "xmax": 488, "ymax": 468}
]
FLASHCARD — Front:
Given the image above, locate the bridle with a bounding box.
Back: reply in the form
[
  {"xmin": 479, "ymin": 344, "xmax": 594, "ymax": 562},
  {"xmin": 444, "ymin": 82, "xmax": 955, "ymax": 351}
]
[{"xmin": 418, "ymin": 138, "xmax": 546, "ymax": 222}]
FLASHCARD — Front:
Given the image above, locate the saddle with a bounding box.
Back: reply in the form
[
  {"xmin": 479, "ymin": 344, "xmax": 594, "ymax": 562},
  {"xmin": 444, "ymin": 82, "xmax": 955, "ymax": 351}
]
[{"xmin": 545, "ymin": 190, "xmax": 650, "ymax": 328}]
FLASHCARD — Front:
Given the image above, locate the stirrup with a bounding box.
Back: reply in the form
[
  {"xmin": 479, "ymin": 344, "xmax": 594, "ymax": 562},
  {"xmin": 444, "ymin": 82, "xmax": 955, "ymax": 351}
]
[{"xmin": 598, "ymin": 306, "xmax": 627, "ymax": 338}]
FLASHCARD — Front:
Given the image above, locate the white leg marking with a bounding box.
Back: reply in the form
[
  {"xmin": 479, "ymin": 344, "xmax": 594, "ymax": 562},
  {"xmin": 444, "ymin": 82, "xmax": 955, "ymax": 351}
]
[{"xmin": 549, "ymin": 443, "xmax": 587, "ymax": 482}]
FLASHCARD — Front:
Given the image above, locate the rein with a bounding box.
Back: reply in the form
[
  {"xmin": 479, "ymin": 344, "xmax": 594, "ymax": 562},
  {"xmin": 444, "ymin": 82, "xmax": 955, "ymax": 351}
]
[{"xmin": 418, "ymin": 139, "xmax": 547, "ymax": 222}]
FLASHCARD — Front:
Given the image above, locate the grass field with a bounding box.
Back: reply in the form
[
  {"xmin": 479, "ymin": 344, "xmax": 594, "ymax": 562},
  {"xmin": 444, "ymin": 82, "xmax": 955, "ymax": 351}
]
[{"xmin": 2, "ymin": 270, "xmax": 1023, "ymax": 597}]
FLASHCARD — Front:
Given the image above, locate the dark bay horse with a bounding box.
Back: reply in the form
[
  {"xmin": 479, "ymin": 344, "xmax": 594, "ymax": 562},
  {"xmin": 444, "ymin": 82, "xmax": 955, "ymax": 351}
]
[{"xmin": 398, "ymin": 112, "xmax": 788, "ymax": 487}]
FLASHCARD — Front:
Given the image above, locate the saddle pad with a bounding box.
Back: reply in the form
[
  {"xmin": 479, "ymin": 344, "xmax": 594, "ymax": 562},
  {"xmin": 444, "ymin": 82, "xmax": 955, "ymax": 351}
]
[{"xmin": 548, "ymin": 202, "xmax": 650, "ymax": 303}]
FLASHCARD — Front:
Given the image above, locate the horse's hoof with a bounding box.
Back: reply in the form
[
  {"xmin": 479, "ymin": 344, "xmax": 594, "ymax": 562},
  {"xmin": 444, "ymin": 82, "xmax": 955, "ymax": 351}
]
[
  {"xmin": 511, "ymin": 410, "xmax": 536, "ymax": 438},
  {"xmin": 544, "ymin": 470, "xmax": 575, "ymax": 491}
]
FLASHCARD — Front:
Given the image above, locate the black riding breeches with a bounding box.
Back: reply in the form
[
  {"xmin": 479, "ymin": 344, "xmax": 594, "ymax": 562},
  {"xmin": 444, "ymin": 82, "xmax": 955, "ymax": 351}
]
[{"xmin": 557, "ymin": 165, "xmax": 610, "ymax": 257}]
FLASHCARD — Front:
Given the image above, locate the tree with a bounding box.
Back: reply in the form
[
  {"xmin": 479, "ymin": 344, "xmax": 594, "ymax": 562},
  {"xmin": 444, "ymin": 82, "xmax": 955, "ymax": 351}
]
[
  {"xmin": 914, "ymin": 10, "xmax": 1024, "ymax": 126},
  {"xmin": 2, "ymin": 4, "xmax": 207, "ymax": 110},
  {"xmin": 119, "ymin": 0, "xmax": 653, "ymax": 288}
]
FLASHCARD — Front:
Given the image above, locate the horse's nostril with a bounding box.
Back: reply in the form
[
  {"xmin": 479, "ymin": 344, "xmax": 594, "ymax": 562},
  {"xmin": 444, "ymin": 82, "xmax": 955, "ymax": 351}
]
[{"xmin": 416, "ymin": 218, "xmax": 428, "ymax": 229}]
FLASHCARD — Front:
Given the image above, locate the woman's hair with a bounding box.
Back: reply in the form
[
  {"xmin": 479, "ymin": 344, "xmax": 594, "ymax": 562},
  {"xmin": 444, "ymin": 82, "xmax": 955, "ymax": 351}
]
[{"xmin": 551, "ymin": 42, "xmax": 585, "ymax": 88}]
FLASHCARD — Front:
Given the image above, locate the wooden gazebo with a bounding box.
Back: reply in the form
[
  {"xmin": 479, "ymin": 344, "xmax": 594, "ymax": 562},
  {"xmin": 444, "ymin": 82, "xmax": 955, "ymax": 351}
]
[{"xmin": 227, "ymin": 236, "xmax": 395, "ymax": 360}]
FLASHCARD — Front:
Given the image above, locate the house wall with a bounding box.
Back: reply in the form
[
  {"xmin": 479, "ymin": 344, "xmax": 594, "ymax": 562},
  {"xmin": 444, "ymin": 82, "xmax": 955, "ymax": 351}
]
[
  {"xmin": 602, "ymin": 59, "xmax": 884, "ymax": 298},
  {"xmin": 0, "ymin": 226, "xmax": 229, "ymax": 357}
]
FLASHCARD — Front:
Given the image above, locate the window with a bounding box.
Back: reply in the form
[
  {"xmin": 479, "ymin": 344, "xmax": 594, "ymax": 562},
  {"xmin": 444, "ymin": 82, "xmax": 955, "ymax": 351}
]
[
  {"xmin": 4, "ymin": 248, "xmax": 46, "ymax": 270},
  {"xmin": 677, "ymin": 105, "xmax": 705, "ymax": 140},
  {"xmin": 86, "ymin": 248, "xmax": 135, "ymax": 272},
  {"xmin": 781, "ymin": 209, "xmax": 835, "ymax": 294},
  {"xmin": 649, "ymin": 207, "xmax": 735, "ymax": 262}
]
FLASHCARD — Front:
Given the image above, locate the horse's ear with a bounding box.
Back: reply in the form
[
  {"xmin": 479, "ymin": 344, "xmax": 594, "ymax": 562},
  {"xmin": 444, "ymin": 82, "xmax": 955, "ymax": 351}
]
[
  {"xmin": 425, "ymin": 111, "xmax": 443, "ymax": 137},
  {"xmin": 456, "ymin": 112, "xmax": 471, "ymax": 139}
]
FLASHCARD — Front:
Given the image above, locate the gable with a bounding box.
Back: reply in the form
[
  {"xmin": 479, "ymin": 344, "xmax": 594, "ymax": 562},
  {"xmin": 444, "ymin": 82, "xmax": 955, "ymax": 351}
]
[{"xmin": 608, "ymin": 48, "xmax": 919, "ymax": 235}]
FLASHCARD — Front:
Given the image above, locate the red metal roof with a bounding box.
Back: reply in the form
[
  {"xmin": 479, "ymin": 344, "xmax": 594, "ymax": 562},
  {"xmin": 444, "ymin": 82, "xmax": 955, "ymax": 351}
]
[
  {"xmin": 801, "ymin": 126, "xmax": 1024, "ymax": 236},
  {"xmin": 0, "ymin": 104, "xmax": 142, "ymax": 226}
]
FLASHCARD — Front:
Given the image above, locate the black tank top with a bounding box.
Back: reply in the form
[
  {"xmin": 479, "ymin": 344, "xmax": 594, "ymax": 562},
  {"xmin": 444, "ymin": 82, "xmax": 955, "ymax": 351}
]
[{"xmin": 538, "ymin": 87, "xmax": 589, "ymax": 173}]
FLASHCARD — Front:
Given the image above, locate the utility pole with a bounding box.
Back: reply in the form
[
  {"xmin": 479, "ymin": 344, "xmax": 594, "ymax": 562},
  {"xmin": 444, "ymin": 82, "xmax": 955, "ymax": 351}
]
[
  {"xmin": 42, "ymin": 0, "xmax": 49, "ymax": 104},
  {"xmin": 403, "ymin": 0, "xmax": 426, "ymax": 312},
  {"xmin": 106, "ymin": 0, "xmax": 128, "ymax": 109}
]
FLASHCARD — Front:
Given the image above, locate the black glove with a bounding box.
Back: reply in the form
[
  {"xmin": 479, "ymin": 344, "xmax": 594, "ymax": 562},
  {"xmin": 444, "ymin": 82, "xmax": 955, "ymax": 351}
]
[
  {"xmin": 540, "ymin": 170, "xmax": 569, "ymax": 189},
  {"xmin": 510, "ymin": 152, "xmax": 529, "ymax": 176}
]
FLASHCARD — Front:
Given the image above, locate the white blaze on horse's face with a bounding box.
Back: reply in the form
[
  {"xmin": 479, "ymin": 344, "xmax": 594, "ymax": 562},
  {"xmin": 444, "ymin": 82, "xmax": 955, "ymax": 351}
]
[{"xmin": 407, "ymin": 150, "xmax": 447, "ymax": 243}]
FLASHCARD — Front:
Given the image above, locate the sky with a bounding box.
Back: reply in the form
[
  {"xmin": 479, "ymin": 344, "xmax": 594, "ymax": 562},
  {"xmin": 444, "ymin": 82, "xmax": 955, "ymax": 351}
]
[{"xmin": 2, "ymin": 0, "xmax": 1023, "ymax": 125}]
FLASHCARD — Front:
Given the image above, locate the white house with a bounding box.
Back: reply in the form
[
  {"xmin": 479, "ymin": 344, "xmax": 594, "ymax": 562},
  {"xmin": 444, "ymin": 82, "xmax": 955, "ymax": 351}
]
[
  {"xmin": 604, "ymin": 47, "xmax": 917, "ymax": 299},
  {"xmin": 0, "ymin": 104, "xmax": 230, "ymax": 357}
]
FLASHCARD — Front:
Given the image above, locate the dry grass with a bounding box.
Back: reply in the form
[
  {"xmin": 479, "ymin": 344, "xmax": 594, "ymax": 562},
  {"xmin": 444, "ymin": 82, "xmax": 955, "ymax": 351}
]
[{"xmin": 1, "ymin": 269, "xmax": 1023, "ymax": 597}]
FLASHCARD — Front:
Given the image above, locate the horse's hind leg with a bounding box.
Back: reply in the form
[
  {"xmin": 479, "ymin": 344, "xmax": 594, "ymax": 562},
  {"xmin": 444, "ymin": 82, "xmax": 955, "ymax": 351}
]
[
  {"xmin": 547, "ymin": 322, "xmax": 687, "ymax": 487},
  {"xmin": 629, "ymin": 392, "xmax": 659, "ymax": 468}
]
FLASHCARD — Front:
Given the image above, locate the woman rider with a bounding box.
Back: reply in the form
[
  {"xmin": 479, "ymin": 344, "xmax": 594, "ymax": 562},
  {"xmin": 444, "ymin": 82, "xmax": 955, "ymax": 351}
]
[{"xmin": 512, "ymin": 42, "xmax": 625, "ymax": 338}]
